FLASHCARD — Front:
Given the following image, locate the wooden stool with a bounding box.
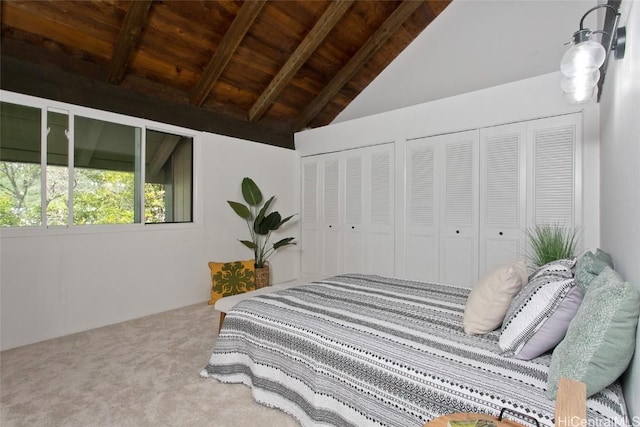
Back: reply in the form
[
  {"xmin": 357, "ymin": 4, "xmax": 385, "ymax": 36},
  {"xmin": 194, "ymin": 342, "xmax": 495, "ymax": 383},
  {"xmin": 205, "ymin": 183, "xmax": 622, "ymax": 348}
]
[{"xmin": 425, "ymin": 412, "xmax": 527, "ymax": 427}]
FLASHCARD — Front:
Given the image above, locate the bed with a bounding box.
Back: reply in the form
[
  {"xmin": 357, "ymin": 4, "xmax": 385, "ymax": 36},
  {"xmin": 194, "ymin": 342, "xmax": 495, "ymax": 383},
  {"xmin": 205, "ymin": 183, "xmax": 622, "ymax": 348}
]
[{"xmin": 201, "ymin": 274, "xmax": 630, "ymax": 427}]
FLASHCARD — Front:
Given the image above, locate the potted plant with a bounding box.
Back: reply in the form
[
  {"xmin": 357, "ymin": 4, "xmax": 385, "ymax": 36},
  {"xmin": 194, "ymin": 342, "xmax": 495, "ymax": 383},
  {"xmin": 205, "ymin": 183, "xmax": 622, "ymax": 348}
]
[
  {"xmin": 526, "ymin": 223, "xmax": 580, "ymax": 268},
  {"xmin": 228, "ymin": 177, "xmax": 296, "ymax": 288}
]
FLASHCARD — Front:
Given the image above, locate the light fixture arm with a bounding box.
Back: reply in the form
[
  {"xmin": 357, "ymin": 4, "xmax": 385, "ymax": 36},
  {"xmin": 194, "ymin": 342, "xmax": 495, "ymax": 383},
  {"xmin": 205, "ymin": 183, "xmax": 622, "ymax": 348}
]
[
  {"xmin": 573, "ymin": 3, "xmax": 625, "ymax": 60},
  {"xmin": 579, "ymin": 4, "xmax": 617, "ymax": 30}
]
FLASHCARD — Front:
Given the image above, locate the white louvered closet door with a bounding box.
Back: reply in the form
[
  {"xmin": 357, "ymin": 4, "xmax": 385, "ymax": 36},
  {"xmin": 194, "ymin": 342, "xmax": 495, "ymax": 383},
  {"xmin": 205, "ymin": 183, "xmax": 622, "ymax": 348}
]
[
  {"xmin": 439, "ymin": 130, "xmax": 479, "ymax": 287},
  {"xmin": 301, "ymin": 158, "xmax": 321, "ymax": 276},
  {"xmin": 365, "ymin": 144, "xmax": 395, "ymax": 277},
  {"xmin": 527, "ymin": 114, "xmax": 581, "ymax": 232},
  {"xmin": 343, "ymin": 153, "xmax": 365, "ymax": 274},
  {"xmin": 479, "ymin": 123, "xmax": 527, "ymax": 276},
  {"xmin": 322, "ymin": 154, "xmax": 342, "ymax": 276},
  {"xmin": 404, "ymin": 138, "xmax": 439, "ymax": 282}
]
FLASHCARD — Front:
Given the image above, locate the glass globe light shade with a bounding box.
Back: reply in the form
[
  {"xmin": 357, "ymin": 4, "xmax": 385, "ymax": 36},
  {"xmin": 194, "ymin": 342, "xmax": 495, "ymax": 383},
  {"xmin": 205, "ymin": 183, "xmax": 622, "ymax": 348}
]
[
  {"xmin": 563, "ymin": 85, "xmax": 598, "ymax": 105},
  {"xmin": 560, "ymin": 69, "xmax": 600, "ymax": 92},
  {"xmin": 560, "ymin": 39, "xmax": 606, "ymax": 77}
]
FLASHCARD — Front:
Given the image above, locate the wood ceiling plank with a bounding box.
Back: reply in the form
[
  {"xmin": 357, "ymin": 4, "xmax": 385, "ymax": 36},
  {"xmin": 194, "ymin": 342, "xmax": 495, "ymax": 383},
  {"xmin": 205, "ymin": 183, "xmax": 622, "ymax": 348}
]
[
  {"xmin": 3, "ymin": 0, "xmax": 124, "ymax": 43},
  {"xmin": 189, "ymin": 0, "xmax": 267, "ymax": 107},
  {"xmin": 248, "ymin": 0, "xmax": 354, "ymax": 122},
  {"xmin": 127, "ymin": 48, "xmax": 200, "ymax": 91},
  {"xmin": 2, "ymin": 2, "xmax": 113, "ymax": 60},
  {"xmin": 135, "ymin": 1, "xmax": 235, "ymax": 76},
  {"xmin": 216, "ymin": 2, "xmax": 324, "ymax": 101},
  {"xmin": 292, "ymin": 0, "xmax": 423, "ymax": 131},
  {"xmin": 108, "ymin": 0, "xmax": 153, "ymax": 84},
  {"xmin": 425, "ymin": 0, "xmax": 451, "ymax": 16}
]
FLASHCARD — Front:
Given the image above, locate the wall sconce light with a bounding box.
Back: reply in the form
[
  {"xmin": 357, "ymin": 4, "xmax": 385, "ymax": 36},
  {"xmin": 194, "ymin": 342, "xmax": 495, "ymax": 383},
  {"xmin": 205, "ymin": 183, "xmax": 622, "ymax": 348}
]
[{"xmin": 560, "ymin": 3, "xmax": 626, "ymax": 105}]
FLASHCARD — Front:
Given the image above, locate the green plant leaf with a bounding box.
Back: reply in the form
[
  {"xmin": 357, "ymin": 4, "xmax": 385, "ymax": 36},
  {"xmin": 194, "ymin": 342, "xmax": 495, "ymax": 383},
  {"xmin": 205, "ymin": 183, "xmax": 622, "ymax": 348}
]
[
  {"xmin": 228, "ymin": 201, "xmax": 250, "ymax": 219},
  {"xmin": 526, "ymin": 223, "xmax": 580, "ymax": 268},
  {"xmin": 273, "ymin": 237, "xmax": 296, "ymax": 249},
  {"xmin": 256, "ymin": 196, "xmax": 274, "ymax": 226},
  {"xmin": 265, "ymin": 211, "xmax": 282, "ymax": 231},
  {"xmin": 278, "ymin": 214, "xmax": 296, "ymax": 228},
  {"xmin": 254, "ymin": 217, "xmax": 267, "ymax": 235},
  {"xmin": 255, "ymin": 211, "xmax": 281, "ymax": 235},
  {"xmin": 239, "ymin": 240, "xmax": 257, "ymax": 249},
  {"xmin": 241, "ymin": 177, "xmax": 262, "ymax": 206}
]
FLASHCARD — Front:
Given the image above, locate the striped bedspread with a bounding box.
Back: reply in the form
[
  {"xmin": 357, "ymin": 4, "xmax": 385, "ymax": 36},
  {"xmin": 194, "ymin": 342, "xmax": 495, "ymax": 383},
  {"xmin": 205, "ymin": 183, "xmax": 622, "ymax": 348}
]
[{"xmin": 201, "ymin": 274, "xmax": 629, "ymax": 427}]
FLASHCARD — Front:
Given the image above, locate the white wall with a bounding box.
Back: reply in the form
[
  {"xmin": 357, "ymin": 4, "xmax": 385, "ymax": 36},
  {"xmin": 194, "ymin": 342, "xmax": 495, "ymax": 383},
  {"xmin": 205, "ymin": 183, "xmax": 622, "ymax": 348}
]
[
  {"xmin": 201, "ymin": 133, "xmax": 300, "ymax": 286},
  {"xmin": 599, "ymin": 2, "xmax": 640, "ymax": 421},
  {"xmin": 0, "ymin": 97, "xmax": 300, "ymax": 351},
  {"xmin": 296, "ymin": 72, "xmax": 601, "ymax": 250},
  {"xmin": 333, "ymin": 0, "xmax": 595, "ymax": 123}
]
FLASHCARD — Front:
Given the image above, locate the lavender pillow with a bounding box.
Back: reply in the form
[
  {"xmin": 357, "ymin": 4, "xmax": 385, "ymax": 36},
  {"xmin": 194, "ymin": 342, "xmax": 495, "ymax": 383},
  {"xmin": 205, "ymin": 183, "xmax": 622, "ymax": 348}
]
[
  {"xmin": 499, "ymin": 273, "xmax": 583, "ymax": 360},
  {"xmin": 512, "ymin": 286, "xmax": 583, "ymax": 360}
]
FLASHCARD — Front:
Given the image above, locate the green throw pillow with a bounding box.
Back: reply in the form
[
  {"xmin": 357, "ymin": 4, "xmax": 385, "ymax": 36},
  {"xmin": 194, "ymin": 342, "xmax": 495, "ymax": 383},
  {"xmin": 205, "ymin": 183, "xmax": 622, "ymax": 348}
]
[
  {"xmin": 547, "ymin": 266, "xmax": 640, "ymax": 398},
  {"xmin": 574, "ymin": 250, "xmax": 613, "ymax": 293},
  {"xmin": 593, "ymin": 248, "xmax": 613, "ymax": 267}
]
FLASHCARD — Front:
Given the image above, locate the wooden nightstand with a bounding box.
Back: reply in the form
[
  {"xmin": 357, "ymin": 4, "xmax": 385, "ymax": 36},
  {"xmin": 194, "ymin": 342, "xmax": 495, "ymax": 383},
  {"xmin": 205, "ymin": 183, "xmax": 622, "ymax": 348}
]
[{"xmin": 424, "ymin": 412, "xmax": 526, "ymax": 427}]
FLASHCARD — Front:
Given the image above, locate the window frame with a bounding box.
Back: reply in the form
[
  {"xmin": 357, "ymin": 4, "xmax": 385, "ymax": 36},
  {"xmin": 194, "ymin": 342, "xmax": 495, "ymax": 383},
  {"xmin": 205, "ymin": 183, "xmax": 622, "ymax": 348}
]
[{"xmin": 0, "ymin": 90, "xmax": 201, "ymax": 237}]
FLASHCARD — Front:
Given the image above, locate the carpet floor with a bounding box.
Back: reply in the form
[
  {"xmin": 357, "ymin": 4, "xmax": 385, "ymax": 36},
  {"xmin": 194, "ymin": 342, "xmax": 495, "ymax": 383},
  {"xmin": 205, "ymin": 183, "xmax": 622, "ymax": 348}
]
[{"xmin": 0, "ymin": 302, "xmax": 300, "ymax": 427}]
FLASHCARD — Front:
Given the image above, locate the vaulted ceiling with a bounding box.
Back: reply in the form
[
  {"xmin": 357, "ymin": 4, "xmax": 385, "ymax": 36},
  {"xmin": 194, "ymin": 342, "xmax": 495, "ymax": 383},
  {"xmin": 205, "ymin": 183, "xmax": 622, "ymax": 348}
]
[{"xmin": 0, "ymin": 0, "xmax": 451, "ymax": 148}]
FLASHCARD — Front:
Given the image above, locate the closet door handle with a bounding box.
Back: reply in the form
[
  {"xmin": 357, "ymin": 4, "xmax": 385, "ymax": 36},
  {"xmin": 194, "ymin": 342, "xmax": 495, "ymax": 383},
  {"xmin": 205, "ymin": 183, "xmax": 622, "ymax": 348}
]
[
  {"xmin": 351, "ymin": 226, "xmax": 355, "ymax": 229},
  {"xmin": 499, "ymin": 231, "xmax": 504, "ymax": 236},
  {"xmin": 456, "ymin": 230, "xmax": 460, "ymax": 234}
]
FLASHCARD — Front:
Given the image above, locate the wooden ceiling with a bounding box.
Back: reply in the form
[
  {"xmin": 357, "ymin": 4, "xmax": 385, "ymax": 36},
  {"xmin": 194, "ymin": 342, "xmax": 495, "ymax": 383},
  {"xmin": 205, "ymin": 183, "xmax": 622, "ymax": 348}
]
[{"xmin": 0, "ymin": 1, "xmax": 451, "ymax": 148}]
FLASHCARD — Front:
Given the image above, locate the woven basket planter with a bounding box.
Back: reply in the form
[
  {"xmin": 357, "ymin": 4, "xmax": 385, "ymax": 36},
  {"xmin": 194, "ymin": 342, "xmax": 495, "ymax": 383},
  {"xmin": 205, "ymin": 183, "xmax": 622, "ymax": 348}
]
[{"xmin": 255, "ymin": 263, "xmax": 270, "ymax": 289}]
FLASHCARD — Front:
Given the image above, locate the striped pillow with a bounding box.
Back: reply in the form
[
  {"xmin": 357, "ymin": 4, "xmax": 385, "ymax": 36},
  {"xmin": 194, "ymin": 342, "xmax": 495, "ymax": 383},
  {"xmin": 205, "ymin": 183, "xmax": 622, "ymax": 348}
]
[
  {"xmin": 499, "ymin": 272, "xmax": 582, "ymax": 359},
  {"xmin": 529, "ymin": 257, "xmax": 576, "ymax": 281}
]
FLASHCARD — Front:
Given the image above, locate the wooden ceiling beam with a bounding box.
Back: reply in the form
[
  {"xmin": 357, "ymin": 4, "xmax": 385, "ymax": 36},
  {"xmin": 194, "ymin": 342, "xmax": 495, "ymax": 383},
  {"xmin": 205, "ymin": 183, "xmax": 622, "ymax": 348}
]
[
  {"xmin": 107, "ymin": 0, "xmax": 153, "ymax": 84},
  {"xmin": 1, "ymin": 55, "xmax": 294, "ymax": 148},
  {"xmin": 248, "ymin": 0, "xmax": 354, "ymax": 123},
  {"xmin": 190, "ymin": 0, "xmax": 266, "ymax": 107},
  {"xmin": 0, "ymin": 35, "xmax": 108, "ymax": 81},
  {"xmin": 292, "ymin": 0, "xmax": 423, "ymax": 131}
]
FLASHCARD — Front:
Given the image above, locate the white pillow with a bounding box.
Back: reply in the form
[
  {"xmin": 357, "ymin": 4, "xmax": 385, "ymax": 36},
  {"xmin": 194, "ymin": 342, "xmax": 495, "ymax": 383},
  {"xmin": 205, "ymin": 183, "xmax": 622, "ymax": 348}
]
[{"xmin": 463, "ymin": 260, "xmax": 528, "ymax": 335}]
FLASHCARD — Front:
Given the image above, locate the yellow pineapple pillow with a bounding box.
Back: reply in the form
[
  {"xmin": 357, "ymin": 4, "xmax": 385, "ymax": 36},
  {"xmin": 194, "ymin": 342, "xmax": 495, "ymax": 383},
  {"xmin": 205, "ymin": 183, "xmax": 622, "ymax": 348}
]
[{"xmin": 208, "ymin": 260, "xmax": 256, "ymax": 305}]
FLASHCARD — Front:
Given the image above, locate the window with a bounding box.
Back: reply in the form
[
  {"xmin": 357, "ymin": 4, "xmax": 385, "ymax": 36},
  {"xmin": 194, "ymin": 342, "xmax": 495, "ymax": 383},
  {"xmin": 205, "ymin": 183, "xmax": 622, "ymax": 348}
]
[
  {"xmin": 47, "ymin": 109, "xmax": 69, "ymax": 226},
  {"xmin": 72, "ymin": 115, "xmax": 141, "ymax": 225},
  {"xmin": 145, "ymin": 130, "xmax": 193, "ymax": 224},
  {"xmin": 0, "ymin": 102, "xmax": 42, "ymax": 227},
  {"xmin": 0, "ymin": 99, "xmax": 194, "ymax": 228}
]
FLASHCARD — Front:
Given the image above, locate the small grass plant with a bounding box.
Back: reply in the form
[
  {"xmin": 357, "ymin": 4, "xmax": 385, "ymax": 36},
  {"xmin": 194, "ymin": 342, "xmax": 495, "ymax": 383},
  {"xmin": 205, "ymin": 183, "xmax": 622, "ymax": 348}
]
[{"xmin": 526, "ymin": 223, "xmax": 580, "ymax": 268}]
